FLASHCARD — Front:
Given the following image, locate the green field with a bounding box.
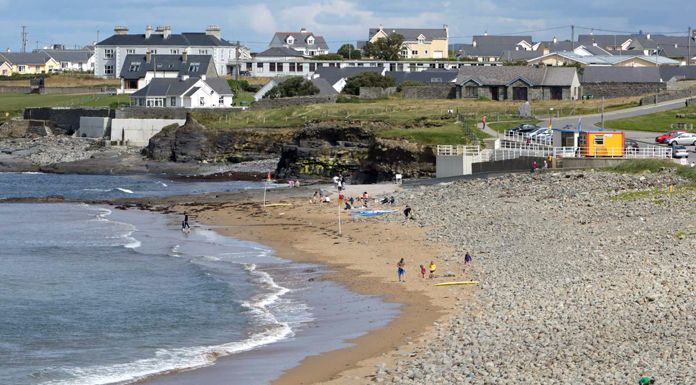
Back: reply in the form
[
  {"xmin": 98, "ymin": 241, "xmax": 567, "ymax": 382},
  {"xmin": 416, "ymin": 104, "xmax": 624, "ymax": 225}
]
[
  {"xmin": 378, "ymin": 123, "xmax": 489, "ymax": 145},
  {"xmin": 604, "ymin": 105, "xmax": 696, "ymax": 133},
  {"xmin": 488, "ymin": 119, "xmax": 541, "ymax": 133},
  {"xmin": 0, "ymin": 93, "xmax": 130, "ymax": 122}
]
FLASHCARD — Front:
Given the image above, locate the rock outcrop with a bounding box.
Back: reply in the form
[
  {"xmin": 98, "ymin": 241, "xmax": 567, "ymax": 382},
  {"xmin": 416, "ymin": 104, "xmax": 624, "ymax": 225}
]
[
  {"xmin": 275, "ymin": 121, "xmax": 435, "ymax": 183},
  {"xmin": 144, "ymin": 114, "xmax": 291, "ymax": 163}
]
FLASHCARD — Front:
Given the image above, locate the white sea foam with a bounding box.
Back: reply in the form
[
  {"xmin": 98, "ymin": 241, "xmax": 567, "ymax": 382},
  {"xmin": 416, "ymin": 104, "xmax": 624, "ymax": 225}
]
[
  {"xmin": 21, "ymin": 171, "xmax": 43, "ymax": 175},
  {"xmin": 116, "ymin": 188, "xmax": 134, "ymax": 194}
]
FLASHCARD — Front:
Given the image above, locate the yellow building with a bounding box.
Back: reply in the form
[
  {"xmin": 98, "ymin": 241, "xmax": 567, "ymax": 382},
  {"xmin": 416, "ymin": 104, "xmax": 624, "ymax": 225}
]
[
  {"xmin": 578, "ymin": 131, "xmax": 625, "ymax": 157},
  {"xmin": 0, "ymin": 61, "xmax": 12, "ymax": 76},
  {"xmin": 0, "ymin": 52, "xmax": 60, "ymax": 75},
  {"xmin": 367, "ymin": 26, "xmax": 449, "ymax": 59}
]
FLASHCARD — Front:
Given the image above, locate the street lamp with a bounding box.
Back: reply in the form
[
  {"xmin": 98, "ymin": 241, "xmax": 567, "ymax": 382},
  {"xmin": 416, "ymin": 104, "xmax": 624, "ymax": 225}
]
[{"xmin": 549, "ymin": 108, "xmax": 554, "ymax": 129}]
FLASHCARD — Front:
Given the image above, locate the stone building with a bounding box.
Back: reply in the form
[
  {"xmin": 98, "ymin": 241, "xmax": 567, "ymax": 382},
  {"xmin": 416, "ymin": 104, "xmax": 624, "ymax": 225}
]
[{"xmin": 455, "ymin": 66, "xmax": 580, "ymax": 101}]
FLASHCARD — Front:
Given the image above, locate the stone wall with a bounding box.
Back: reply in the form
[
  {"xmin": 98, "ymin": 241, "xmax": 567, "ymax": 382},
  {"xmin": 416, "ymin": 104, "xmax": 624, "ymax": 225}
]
[
  {"xmin": 402, "ymin": 85, "xmax": 456, "ymax": 99},
  {"xmin": 23, "ymin": 107, "xmax": 113, "ymax": 135},
  {"xmin": 472, "ymin": 157, "xmax": 546, "ymax": 174},
  {"xmin": 0, "ymin": 86, "xmax": 31, "ymax": 94},
  {"xmin": 583, "ymin": 83, "xmax": 667, "ymax": 99},
  {"xmin": 639, "ymin": 87, "xmax": 696, "ymax": 105},
  {"xmin": 39, "ymin": 86, "xmax": 117, "ymax": 95},
  {"xmin": 359, "ymin": 87, "xmax": 396, "ymax": 99},
  {"xmin": 252, "ymin": 95, "xmax": 337, "ymax": 109}
]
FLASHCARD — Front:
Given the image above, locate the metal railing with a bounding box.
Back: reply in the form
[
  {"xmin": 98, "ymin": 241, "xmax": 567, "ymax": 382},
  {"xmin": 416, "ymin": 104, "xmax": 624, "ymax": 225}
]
[
  {"xmin": 438, "ymin": 143, "xmax": 672, "ymax": 162},
  {"xmin": 436, "ymin": 145, "xmax": 481, "ymax": 156}
]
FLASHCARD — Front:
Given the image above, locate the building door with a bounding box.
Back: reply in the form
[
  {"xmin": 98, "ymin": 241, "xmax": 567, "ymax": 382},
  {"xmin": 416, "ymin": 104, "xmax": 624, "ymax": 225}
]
[
  {"xmin": 433, "ymin": 50, "xmax": 443, "ymax": 59},
  {"xmin": 491, "ymin": 87, "xmax": 499, "ymax": 101},
  {"xmin": 550, "ymin": 87, "xmax": 563, "ymax": 100},
  {"xmin": 512, "ymin": 87, "xmax": 528, "ymax": 101}
]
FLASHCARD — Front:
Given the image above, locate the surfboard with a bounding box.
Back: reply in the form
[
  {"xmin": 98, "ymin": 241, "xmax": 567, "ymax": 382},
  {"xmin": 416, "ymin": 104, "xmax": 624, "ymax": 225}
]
[
  {"xmin": 350, "ymin": 210, "xmax": 398, "ymax": 217},
  {"xmin": 434, "ymin": 281, "xmax": 480, "ymax": 287}
]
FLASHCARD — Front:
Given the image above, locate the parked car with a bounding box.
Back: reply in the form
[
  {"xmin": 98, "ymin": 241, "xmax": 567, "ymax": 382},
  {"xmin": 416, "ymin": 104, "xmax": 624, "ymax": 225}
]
[
  {"xmin": 525, "ymin": 127, "xmax": 550, "ymax": 139},
  {"xmin": 672, "ymin": 145, "xmax": 689, "ymax": 158},
  {"xmin": 655, "ymin": 130, "xmax": 687, "ymax": 143},
  {"xmin": 625, "ymin": 139, "xmax": 640, "ymax": 153},
  {"xmin": 665, "ymin": 132, "xmax": 696, "ymax": 146},
  {"xmin": 506, "ymin": 124, "xmax": 539, "ymax": 136}
]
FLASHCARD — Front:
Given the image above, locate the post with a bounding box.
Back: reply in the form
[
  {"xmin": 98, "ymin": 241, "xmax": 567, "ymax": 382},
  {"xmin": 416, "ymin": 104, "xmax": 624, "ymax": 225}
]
[
  {"xmin": 571, "ymin": 25, "xmax": 575, "ymax": 51},
  {"xmin": 337, "ymin": 194, "xmax": 342, "ymax": 235},
  {"xmin": 601, "ymin": 97, "xmax": 605, "ymax": 129},
  {"xmin": 689, "ymin": 27, "xmax": 692, "ymax": 66}
]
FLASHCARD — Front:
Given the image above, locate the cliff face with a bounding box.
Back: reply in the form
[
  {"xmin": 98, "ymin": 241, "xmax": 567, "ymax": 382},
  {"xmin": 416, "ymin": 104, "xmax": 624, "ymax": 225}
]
[
  {"xmin": 275, "ymin": 121, "xmax": 435, "ymax": 183},
  {"xmin": 144, "ymin": 114, "xmax": 292, "ymax": 163}
]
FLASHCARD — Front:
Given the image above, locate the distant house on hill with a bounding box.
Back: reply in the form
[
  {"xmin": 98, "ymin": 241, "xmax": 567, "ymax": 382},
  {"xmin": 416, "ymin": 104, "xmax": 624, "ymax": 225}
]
[
  {"xmin": 269, "ymin": 29, "xmax": 329, "ymax": 57},
  {"xmin": 0, "ymin": 60, "xmax": 12, "ymax": 76},
  {"xmin": 527, "ymin": 51, "xmax": 679, "ymax": 67},
  {"xmin": 129, "ymin": 76, "xmax": 233, "ymax": 108},
  {"xmin": 118, "ymin": 52, "xmax": 218, "ymax": 94},
  {"xmin": 367, "ymin": 25, "xmax": 449, "ymax": 59},
  {"xmin": 0, "ymin": 52, "xmax": 59, "ymax": 74},
  {"xmin": 453, "ymin": 35, "xmax": 534, "ymax": 62},
  {"xmin": 455, "ymin": 66, "xmax": 579, "ymax": 101},
  {"xmin": 37, "ymin": 49, "xmax": 95, "ymax": 72}
]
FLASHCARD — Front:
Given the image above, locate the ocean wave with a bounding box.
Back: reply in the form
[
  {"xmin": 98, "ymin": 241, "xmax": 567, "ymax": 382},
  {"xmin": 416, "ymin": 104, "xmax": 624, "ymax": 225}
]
[{"xmin": 116, "ymin": 188, "xmax": 134, "ymax": 194}]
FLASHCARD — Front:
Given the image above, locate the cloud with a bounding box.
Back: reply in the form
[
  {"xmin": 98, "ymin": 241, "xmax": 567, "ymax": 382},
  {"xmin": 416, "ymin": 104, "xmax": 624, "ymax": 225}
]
[{"xmin": 240, "ymin": 3, "xmax": 278, "ymax": 36}]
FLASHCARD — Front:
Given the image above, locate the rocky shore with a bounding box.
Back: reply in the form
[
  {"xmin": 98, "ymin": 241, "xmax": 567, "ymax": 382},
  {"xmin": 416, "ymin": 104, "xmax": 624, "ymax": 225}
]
[{"xmin": 385, "ymin": 170, "xmax": 696, "ymax": 384}]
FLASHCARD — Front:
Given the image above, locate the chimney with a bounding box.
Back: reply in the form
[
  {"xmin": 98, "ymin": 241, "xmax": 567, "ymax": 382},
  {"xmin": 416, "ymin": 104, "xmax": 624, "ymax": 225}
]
[
  {"xmin": 201, "ymin": 74, "xmax": 206, "ymax": 81},
  {"xmin": 182, "ymin": 49, "xmax": 188, "ymax": 63},
  {"xmin": 114, "ymin": 25, "xmax": 129, "ymax": 35},
  {"xmin": 206, "ymin": 25, "xmax": 221, "ymax": 39},
  {"xmin": 146, "ymin": 50, "xmax": 151, "ymax": 64},
  {"xmin": 145, "ymin": 25, "xmax": 153, "ymax": 39},
  {"xmin": 647, "ymin": 33, "xmax": 651, "ymax": 40},
  {"xmin": 444, "ymin": 24, "xmax": 449, "ymax": 37},
  {"xmin": 473, "ymin": 40, "xmax": 477, "ymax": 47},
  {"xmin": 162, "ymin": 26, "xmax": 171, "ymax": 39},
  {"xmin": 300, "ymin": 27, "xmax": 307, "ymax": 34},
  {"xmin": 484, "ymin": 31, "xmax": 488, "ymax": 36}
]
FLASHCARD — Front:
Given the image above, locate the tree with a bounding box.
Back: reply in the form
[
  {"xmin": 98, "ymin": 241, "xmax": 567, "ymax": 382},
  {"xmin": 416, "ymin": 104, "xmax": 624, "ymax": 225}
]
[
  {"xmin": 337, "ymin": 44, "xmax": 362, "ymax": 60},
  {"xmin": 342, "ymin": 72, "xmax": 396, "ymax": 95},
  {"xmin": 362, "ymin": 33, "xmax": 405, "ymax": 61},
  {"xmin": 264, "ymin": 77, "xmax": 320, "ymax": 99},
  {"xmin": 311, "ymin": 53, "xmax": 344, "ymax": 60}
]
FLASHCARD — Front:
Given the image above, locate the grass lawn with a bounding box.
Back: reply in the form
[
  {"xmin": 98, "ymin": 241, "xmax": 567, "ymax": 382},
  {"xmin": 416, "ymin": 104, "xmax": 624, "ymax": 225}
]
[
  {"xmin": 378, "ymin": 122, "xmax": 490, "ymax": 145},
  {"xmin": 604, "ymin": 105, "xmax": 696, "ymax": 133},
  {"xmin": 488, "ymin": 119, "xmax": 541, "ymax": 133},
  {"xmin": 235, "ymin": 91, "xmax": 256, "ymax": 104},
  {"xmin": 0, "ymin": 93, "xmax": 130, "ymax": 124},
  {"xmin": 0, "ymin": 73, "xmax": 119, "ymax": 88}
]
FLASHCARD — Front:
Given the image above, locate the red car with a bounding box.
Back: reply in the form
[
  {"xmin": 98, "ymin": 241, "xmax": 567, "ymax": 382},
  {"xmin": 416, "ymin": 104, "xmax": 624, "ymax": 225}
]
[{"xmin": 655, "ymin": 130, "xmax": 687, "ymax": 143}]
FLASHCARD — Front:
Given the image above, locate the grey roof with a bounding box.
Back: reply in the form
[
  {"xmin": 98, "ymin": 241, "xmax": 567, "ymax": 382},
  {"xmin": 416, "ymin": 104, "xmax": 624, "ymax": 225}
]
[
  {"xmin": 660, "ymin": 65, "xmax": 696, "ymax": 81},
  {"xmin": 38, "ymin": 49, "xmax": 93, "ymax": 63},
  {"xmin": 581, "ymin": 45, "xmax": 613, "ymax": 56},
  {"xmin": 0, "ymin": 52, "xmax": 52, "ymax": 65},
  {"xmin": 387, "ymin": 70, "xmax": 458, "ymax": 86},
  {"xmin": 500, "ymin": 50, "xmax": 543, "ymax": 61},
  {"xmin": 540, "ymin": 40, "xmax": 574, "ymax": 52},
  {"xmin": 255, "ymin": 47, "xmax": 305, "ymax": 58},
  {"xmin": 314, "ymin": 66, "xmax": 384, "ymax": 86},
  {"xmin": 581, "ymin": 67, "xmax": 661, "ymax": 84},
  {"xmin": 577, "ymin": 34, "xmax": 633, "ymax": 50},
  {"xmin": 183, "ymin": 87, "xmax": 201, "ymax": 97},
  {"xmin": 369, "ymin": 27, "xmax": 447, "ymax": 41},
  {"xmin": 97, "ymin": 32, "xmax": 236, "ymax": 47},
  {"xmin": 472, "ymin": 35, "xmax": 533, "ymax": 47},
  {"xmin": 269, "ymin": 32, "xmax": 328, "ymax": 50},
  {"xmin": 455, "ymin": 66, "xmax": 576, "ymax": 87},
  {"xmin": 119, "ymin": 54, "xmax": 214, "ymax": 79},
  {"xmin": 310, "ymin": 77, "xmax": 339, "ymax": 96},
  {"xmin": 131, "ymin": 76, "xmax": 232, "ymax": 97}
]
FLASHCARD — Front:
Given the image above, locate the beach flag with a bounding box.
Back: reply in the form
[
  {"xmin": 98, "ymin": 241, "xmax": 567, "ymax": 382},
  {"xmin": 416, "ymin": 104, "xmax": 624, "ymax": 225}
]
[
  {"xmin": 577, "ymin": 118, "xmax": 583, "ymax": 132},
  {"xmin": 266, "ymin": 172, "xmax": 272, "ymax": 182}
]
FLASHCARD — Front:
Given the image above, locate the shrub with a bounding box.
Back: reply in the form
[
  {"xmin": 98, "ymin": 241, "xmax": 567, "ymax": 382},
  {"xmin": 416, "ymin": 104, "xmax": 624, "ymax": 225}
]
[
  {"xmin": 227, "ymin": 79, "xmax": 251, "ymax": 94},
  {"xmin": 342, "ymin": 72, "xmax": 396, "ymax": 95},
  {"xmin": 264, "ymin": 76, "xmax": 319, "ymax": 99},
  {"xmin": 311, "ymin": 54, "xmax": 344, "ymax": 61}
]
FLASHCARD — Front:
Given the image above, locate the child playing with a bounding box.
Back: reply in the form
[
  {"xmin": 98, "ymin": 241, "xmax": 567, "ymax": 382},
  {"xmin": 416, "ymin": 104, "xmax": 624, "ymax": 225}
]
[
  {"xmin": 420, "ymin": 264, "xmax": 426, "ymax": 279},
  {"xmin": 429, "ymin": 261, "xmax": 437, "ymax": 279}
]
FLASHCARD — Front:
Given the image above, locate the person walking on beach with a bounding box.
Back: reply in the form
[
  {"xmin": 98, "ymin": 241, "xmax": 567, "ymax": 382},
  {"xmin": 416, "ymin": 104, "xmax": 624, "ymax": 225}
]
[
  {"xmin": 397, "ymin": 258, "xmax": 406, "ymax": 282},
  {"xmin": 403, "ymin": 205, "xmax": 412, "ymax": 222},
  {"xmin": 428, "ymin": 261, "xmax": 437, "ymax": 279},
  {"xmin": 465, "ymin": 252, "xmax": 472, "ymax": 264},
  {"xmin": 531, "ymin": 160, "xmax": 538, "ymax": 173},
  {"xmin": 420, "ymin": 264, "xmax": 427, "ymax": 279},
  {"xmin": 182, "ymin": 213, "xmax": 190, "ymax": 229}
]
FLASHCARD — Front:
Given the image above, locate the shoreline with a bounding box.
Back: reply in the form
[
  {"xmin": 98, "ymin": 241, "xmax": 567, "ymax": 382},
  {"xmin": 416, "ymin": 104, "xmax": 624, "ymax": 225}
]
[{"xmin": 147, "ymin": 184, "xmax": 468, "ymax": 385}]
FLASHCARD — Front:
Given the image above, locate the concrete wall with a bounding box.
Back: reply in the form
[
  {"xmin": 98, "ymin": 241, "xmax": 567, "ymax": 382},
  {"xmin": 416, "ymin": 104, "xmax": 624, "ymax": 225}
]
[
  {"xmin": 436, "ymin": 155, "xmax": 472, "ymax": 178},
  {"xmin": 359, "ymin": 87, "xmax": 396, "ymax": 99},
  {"xmin": 639, "ymin": 87, "xmax": 696, "ymax": 105},
  {"xmin": 252, "ymin": 95, "xmax": 337, "ymax": 109},
  {"xmin": 0, "ymin": 86, "xmax": 32, "ymax": 94},
  {"xmin": 583, "ymin": 83, "xmax": 667, "ymax": 99},
  {"xmin": 472, "ymin": 156, "xmax": 546, "ymax": 174},
  {"xmin": 78, "ymin": 117, "xmax": 110, "ymax": 138},
  {"xmin": 23, "ymin": 107, "xmax": 113, "ymax": 135},
  {"xmin": 402, "ymin": 85, "xmax": 456, "ymax": 99},
  {"xmin": 115, "ymin": 108, "xmax": 189, "ymax": 120},
  {"xmin": 111, "ymin": 118, "xmax": 185, "ymax": 147}
]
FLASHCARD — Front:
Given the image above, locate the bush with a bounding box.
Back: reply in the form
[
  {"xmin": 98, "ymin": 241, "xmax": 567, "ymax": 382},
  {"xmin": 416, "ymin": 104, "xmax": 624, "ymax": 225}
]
[
  {"xmin": 227, "ymin": 79, "xmax": 252, "ymax": 94},
  {"xmin": 264, "ymin": 76, "xmax": 319, "ymax": 99},
  {"xmin": 311, "ymin": 54, "xmax": 344, "ymax": 61},
  {"xmin": 396, "ymin": 80, "xmax": 425, "ymax": 92},
  {"xmin": 336, "ymin": 95, "xmax": 361, "ymax": 103},
  {"xmin": 342, "ymin": 72, "xmax": 396, "ymax": 95}
]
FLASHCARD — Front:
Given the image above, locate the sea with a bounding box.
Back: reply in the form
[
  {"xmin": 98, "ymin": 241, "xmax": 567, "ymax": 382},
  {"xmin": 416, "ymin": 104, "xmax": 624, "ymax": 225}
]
[{"xmin": 0, "ymin": 172, "xmax": 399, "ymax": 385}]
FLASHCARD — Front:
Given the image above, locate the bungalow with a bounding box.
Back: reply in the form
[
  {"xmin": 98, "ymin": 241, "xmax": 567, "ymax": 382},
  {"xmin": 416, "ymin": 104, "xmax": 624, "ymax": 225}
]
[
  {"xmin": 0, "ymin": 52, "xmax": 60, "ymax": 74},
  {"xmin": 0, "ymin": 60, "xmax": 12, "ymax": 76},
  {"xmin": 130, "ymin": 76, "xmax": 233, "ymax": 108},
  {"xmin": 580, "ymin": 67, "xmax": 665, "ymax": 98},
  {"xmin": 269, "ymin": 29, "xmax": 329, "ymax": 57},
  {"xmin": 38, "ymin": 49, "xmax": 95, "ymax": 72},
  {"xmin": 455, "ymin": 66, "xmax": 580, "ymax": 101},
  {"xmin": 119, "ymin": 52, "xmax": 218, "ymax": 93},
  {"xmin": 527, "ymin": 51, "xmax": 680, "ymax": 67},
  {"xmin": 367, "ymin": 26, "xmax": 449, "ymax": 59}
]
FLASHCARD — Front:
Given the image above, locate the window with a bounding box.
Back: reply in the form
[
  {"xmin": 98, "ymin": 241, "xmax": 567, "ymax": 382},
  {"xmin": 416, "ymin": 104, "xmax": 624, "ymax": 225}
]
[
  {"xmin": 309, "ymin": 63, "xmax": 316, "ymax": 71},
  {"xmin": 151, "ymin": 49, "xmax": 157, "ymax": 54},
  {"xmin": 199, "ymin": 97, "xmax": 205, "ymax": 106},
  {"xmin": 246, "ymin": 62, "xmax": 252, "ymax": 70},
  {"xmin": 128, "ymin": 62, "xmax": 141, "ymax": 72},
  {"xmin": 188, "ymin": 63, "xmax": 200, "ymax": 73},
  {"xmin": 425, "ymin": 50, "xmax": 429, "ymax": 54},
  {"xmin": 18, "ymin": 65, "xmax": 26, "ymax": 72},
  {"xmin": 104, "ymin": 65, "xmax": 114, "ymax": 75},
  {"xmin": 170, "ymin": 97, "xmax": 176, "ymax": 107},
  {"xmin": 464, "ymin": 86, "xmax": 478, "ymax": 98},
  {"xmin": 199, "ymin": 49, "xmax": 209, "ymax": 54},
  {"xmin": 127, "ymin": 49, "xmax": 135, "ymax": 54},
  {"xmin": 286, "ymin": 36, "xmax": 294, "ymax": 45},
  {"xmin": 307, "ymin": 36, "xmax": 314, "ymax": 45},
  {"xmin": 289, "ymin": 63, "xmax": 296, "ymax": 72},
  {"xmin": 104, "ymin": 49, "xmax": 114, "ymax": 59},
  {"xmin": 126, "ymin": 80, "xmax": 138, "ymax": 89},
  {"xmin": 401, "ymin": 50, "xmax": 408, "ymax": 56},
  {"xmin": 257, "ymin": 62, "xmax": 263, "ymax": 68},
  {"xmin": 219, "ymin": 96, "xmax": 224, "ymax": 106},
  {"xmin": 170, "ymin": 49, "xmax": 179, "ymax": 54},
  {"xmin": 269, "ymin": 62, "xmax": 276, "ymax": 72},
  {"xmin": 296, "ymin": 63, "xmax": 303, "ymax": 72},
  {"xmin": 412, "ymin": 50, "xmax": 418, "ymax": 55},
  {"xmin": 594, "ymin": 135, "xmax": 604, "ymax": 145}
]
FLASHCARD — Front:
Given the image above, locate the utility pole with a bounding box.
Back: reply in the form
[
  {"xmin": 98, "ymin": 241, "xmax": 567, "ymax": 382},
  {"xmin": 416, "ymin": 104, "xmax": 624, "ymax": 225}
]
[
  {"xmin": 688, "ymin": 26, "xmax": 692, "ymax": 66},
  {"xmin": 571, "ymin": 25, "xmax": 575, "ymax": 50},
  {"xmin": 21, "ymin": 26, "xmax": 28, "ymax": 52}
]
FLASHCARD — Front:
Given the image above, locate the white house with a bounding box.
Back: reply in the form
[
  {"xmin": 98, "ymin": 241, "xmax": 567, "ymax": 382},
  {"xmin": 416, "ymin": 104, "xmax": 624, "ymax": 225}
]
[
  {"xmin": 38, "ymin": 49, "xmax": 95, "ymax": 72},
  {"xmin": 95, "ymin": 25, "xmax": 250, "ymax": 79},
  {"xmin": 130, "ymin": 75, "xmax": 233, "ymax": 108},
  {"xmin": 119, "ymin": 52, "xmax": 218, "ymax": 94},
  {"xmin": 268, "ymin": 29, "xmax": 329, "ymax": 56}
]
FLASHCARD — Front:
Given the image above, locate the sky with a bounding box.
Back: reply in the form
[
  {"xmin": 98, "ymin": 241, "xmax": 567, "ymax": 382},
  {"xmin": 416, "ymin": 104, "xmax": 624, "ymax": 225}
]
[{"xmin": 1, "ymin": 0, "xmax": 694, "ymax": 52}]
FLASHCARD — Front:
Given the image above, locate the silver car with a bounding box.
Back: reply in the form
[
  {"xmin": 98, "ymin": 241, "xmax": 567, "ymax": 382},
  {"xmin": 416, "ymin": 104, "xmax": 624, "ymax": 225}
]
[{"xmin": 665, "ymin": 132, "xmax": 696, "ymax": 146}]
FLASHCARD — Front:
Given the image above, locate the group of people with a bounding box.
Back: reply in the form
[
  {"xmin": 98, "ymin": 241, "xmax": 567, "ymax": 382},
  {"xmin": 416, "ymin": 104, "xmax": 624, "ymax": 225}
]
[
  {"xmin": 332, "ymin": 174, "xmax": 347, "ymax": 191},
  {"xmin": 531, "ymin": 159, "xmax": 549, "ymax": 173},
  {"xmin": 397, "ymin": 252, "xmax": 473, "ymax": 282},
  {"xmin": 288, "ymin": 180, "xmax": 301, "ymax": 188}
]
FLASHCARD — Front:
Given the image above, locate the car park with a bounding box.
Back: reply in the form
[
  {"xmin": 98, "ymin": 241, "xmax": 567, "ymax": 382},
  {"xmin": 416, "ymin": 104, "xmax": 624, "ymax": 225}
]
[
  {"xmin": 665, "ymin": 132, "xmax": 696, "ymax": 146},
  {"xmin": 672, "ymin": 145, "xmax": 689, "ymax": 158},
  {"xmin": 506, "ymin": 124, "xmax": 539, "ymax": 136},
  {"xmin": 655, "ymin": 130, "xmax": 687, "ymax": 143}
]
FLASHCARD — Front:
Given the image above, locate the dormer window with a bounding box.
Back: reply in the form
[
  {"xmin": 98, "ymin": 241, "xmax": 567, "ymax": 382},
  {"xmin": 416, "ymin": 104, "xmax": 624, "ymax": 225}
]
[
  {"xmin": 286, "ymin": 36, "xmax": 295, "ymax": 45},
  {"xmin": 418, "ymin": 34, "xmax": 426, "ymax": 44},
  {"xmin": 188, "ymin": 63, "xmax": 200, "ymax": 73},
  {"xmin": 128, "ymin": 62, "xmax": 141, "ymax": 72},
  {"xmin": 307, "ymin": 36, "xmax": 315, "ymax": 45}
]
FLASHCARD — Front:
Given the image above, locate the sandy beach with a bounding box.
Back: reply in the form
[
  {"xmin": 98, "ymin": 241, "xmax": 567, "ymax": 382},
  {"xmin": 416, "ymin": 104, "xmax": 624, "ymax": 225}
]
[{"xmin": 133, "ymin": 182, "xmax": 472, "ymax": 385}]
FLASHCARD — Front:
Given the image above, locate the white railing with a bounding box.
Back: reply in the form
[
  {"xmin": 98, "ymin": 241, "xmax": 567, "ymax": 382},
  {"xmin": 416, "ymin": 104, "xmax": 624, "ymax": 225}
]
[
  {"xmin": 437, "ymin": 145, "xmax": 481, "ymax": 156},
  {"xmin": 504, "ymin": 130, "xmax": 553, "ymax": 147}
]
